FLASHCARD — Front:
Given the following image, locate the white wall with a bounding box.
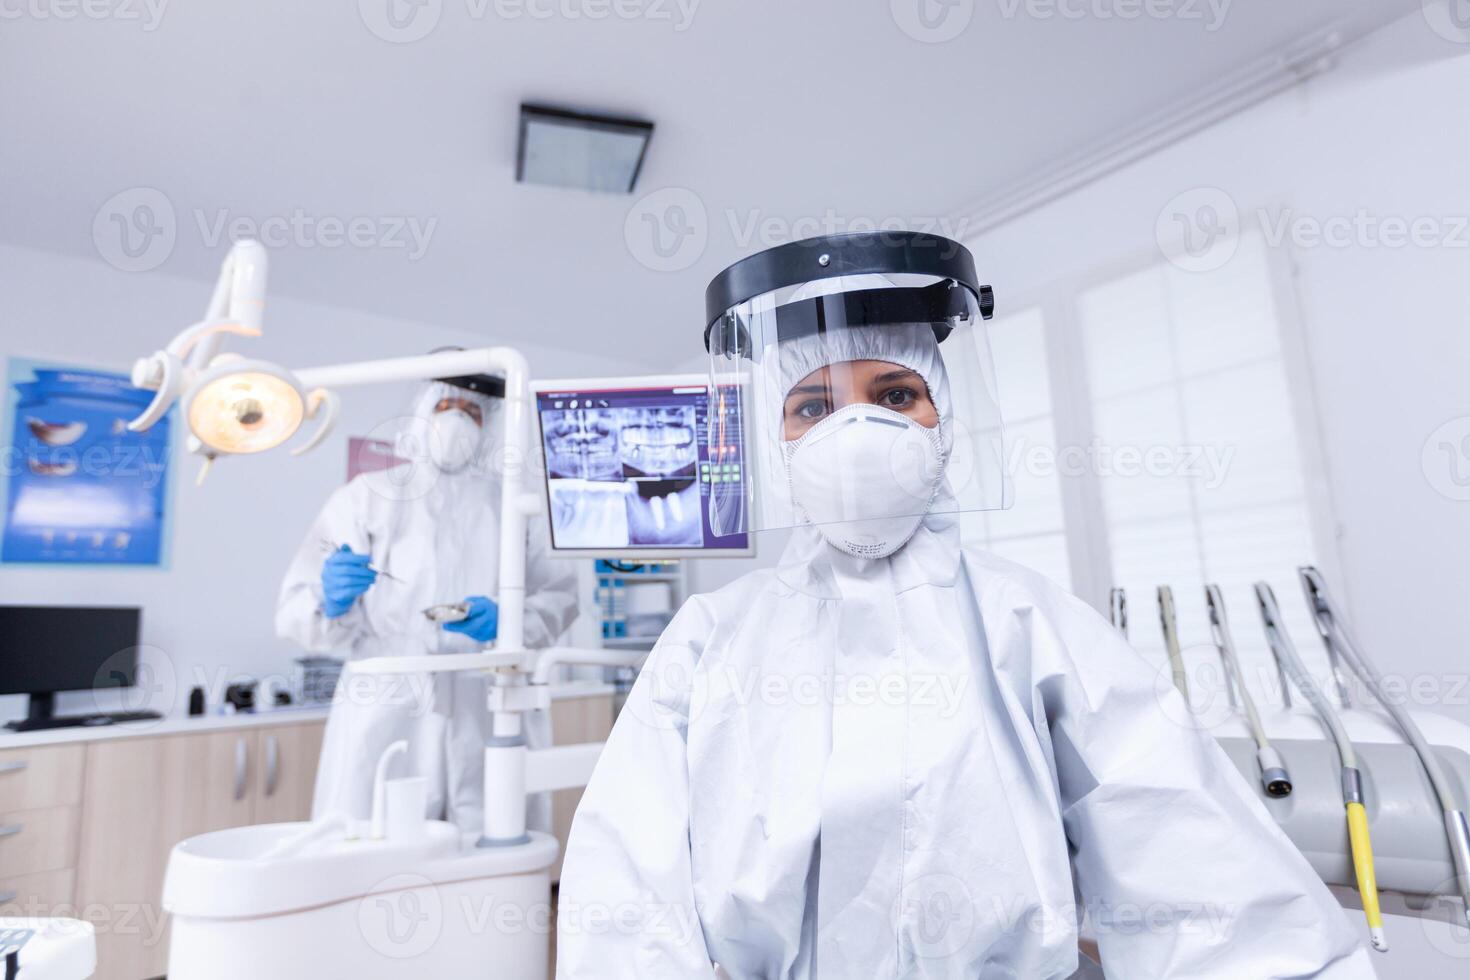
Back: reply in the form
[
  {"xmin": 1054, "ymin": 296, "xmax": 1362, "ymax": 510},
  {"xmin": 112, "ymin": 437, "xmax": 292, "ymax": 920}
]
[
  {"xmin": 965, "ymin": 10, "xmax": 1470, "ymax": 720},
  {"xmin": 0, "ymin": 242, "xmax": 646, "ymax": 723},
  {"xmin": 962, "ymin": 11, "xmax": 1470, "ymax": 971}
]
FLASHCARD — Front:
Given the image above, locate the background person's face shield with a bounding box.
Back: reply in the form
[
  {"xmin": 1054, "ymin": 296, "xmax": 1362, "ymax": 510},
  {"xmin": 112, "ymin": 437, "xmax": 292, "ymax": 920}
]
[{"xmin": 707, "ymin": 262, "xmax": 1010, "ymax": 538}]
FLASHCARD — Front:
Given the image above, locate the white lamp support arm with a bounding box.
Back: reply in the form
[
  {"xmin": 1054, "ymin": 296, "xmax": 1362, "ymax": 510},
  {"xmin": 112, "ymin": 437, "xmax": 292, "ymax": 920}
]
[{"xmin": 126, "ymin": 239, "xmax": 271, "ymax": 438}]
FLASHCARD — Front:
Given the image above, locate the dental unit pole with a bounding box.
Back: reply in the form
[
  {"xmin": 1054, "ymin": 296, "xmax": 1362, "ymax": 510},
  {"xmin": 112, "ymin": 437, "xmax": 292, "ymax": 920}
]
[
  {"xmin": 1299, "ymin": 566, "xmax": 1470, "ymax": 927},
  {"xmin": 1205, "ymin": 585, "xmax": 1290, "ymax": 798},
  {"xmin": 1256, "ymin": 583, "xmax": 1387, "ymax": 952},
  {"xmin": 1156, "ymin": 586, "xmax": 1190, "ymax": 702}
]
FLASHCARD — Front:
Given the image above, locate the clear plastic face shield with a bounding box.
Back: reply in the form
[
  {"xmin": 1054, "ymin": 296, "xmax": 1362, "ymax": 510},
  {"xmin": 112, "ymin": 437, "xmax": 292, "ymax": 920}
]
[{"xmin": 705, "ymin": 233, "xmax": 1010, "ymax": 547}]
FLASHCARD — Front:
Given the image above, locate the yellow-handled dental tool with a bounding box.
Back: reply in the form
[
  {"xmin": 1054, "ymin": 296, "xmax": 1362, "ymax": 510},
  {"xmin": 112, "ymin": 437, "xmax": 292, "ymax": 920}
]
[
  {"xmin": 1156, "ymin": 586, "xmax": 1190, "ymax": 702},
  {"xmin": 1256, "ymin": 582, "xmax": 1387, "ymax": 952},
  {"xmin": 1345, "ymin": 786, "xmax": 1385, "ymax": 949},
  {"xmin": 1300, "ymin": 565, "xmax": 1470, "ymax": 929}
]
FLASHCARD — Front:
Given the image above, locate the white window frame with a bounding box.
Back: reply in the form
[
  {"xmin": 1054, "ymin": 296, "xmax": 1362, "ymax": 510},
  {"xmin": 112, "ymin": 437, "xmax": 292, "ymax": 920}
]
[{"xmin": 993, "ymin": 235, "xmax": 1347, "ymax": 616}]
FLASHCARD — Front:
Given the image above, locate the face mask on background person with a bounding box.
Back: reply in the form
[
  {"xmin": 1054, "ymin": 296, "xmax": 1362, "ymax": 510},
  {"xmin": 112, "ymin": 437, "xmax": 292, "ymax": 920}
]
[{"xmin": 429, "ymin": 408, "xmax": 481, "ymax": 472}]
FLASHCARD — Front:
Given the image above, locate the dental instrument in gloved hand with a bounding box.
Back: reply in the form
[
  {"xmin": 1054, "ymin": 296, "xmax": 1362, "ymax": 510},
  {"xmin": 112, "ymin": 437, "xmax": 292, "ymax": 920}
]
[
  {"xmin": 1300, "ymin": 565, "xmax": 1470, "ymax": 929},
  {"xmin": 1156, "ymin": 586, "xmax": 1190, "ymax": 702},
  {"xmin": 321, "ymin": 545, "xmax": 377, "ymax": 618},
  {"xmin": 1257, "ymin": 582, "xmax": 1387, "ymax": 952},
  {"xmin": 442, "ymin": 595, "xmax": 498, "ymax": 642},
  {"xmin": 319, "ymin": 538, "xmax": 403, "ymax": 583},
  {"xmin": 1206, "ymin": 585, "xmax": 1290, "ymax": 798}
]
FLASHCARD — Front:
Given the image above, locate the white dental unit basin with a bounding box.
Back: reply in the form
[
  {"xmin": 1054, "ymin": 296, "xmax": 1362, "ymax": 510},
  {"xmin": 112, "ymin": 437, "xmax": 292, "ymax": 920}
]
[{"xmin": 163, "ymin": 821, "xmax": 557, "ymax": 979}]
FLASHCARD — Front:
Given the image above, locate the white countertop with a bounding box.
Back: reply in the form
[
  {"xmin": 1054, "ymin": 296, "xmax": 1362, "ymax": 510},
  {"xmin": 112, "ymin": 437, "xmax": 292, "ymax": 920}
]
[
  {"xmin": 0, "ymin": 681, "xmax": 616, "ymax": 749},
  {"xmin": 0, "ymin": 705, "xmax": 333, "ymax": 749}
]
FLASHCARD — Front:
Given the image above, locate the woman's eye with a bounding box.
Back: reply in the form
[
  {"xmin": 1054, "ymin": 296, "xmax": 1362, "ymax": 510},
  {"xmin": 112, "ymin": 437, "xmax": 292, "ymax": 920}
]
[
  {"xmin": 880, "ymin": 387, "xmax": 917, "ymax": 408},
  {"xmin": 795, "ymin": 399, "xmax": 829, "ymax": 420}
]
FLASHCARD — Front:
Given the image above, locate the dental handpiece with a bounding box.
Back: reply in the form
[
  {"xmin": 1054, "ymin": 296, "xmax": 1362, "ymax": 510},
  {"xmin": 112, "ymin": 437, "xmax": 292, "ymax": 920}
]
[
  {"xmin": 1156, "ymin": 586, "xmax": 1190, "ymax": 702},
  {"xmin": 1205, "ymin": 585, "xmax": 1290, "ymax": 798},
  {"xmin": 1257, "ymin": 582, "xmax": 1386, "ymax": 952},
  {"xmin": 1299, "ymin": 566, "xmax": 1470, "ymax": 929}
]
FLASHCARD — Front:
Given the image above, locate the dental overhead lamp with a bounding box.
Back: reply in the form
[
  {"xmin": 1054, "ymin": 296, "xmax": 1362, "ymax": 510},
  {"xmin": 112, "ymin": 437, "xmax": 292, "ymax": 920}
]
[{"xmin": 126, "ymin": 240, "xmax": 338, "ymax": 479}]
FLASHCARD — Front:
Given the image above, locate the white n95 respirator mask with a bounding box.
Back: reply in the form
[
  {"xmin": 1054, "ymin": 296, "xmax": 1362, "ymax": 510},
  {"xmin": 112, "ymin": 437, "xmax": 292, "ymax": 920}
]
[
  {"xmin": 784, "ymin": 403, "xmax": 946, "ymax": 559},
  {"xmin": 429, "ymin": 410, "xmax": 481, "ymax": 472}
]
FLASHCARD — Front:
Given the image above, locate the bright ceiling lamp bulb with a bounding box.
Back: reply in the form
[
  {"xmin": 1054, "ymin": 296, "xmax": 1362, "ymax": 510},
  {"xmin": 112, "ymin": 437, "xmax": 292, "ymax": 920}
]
[{"xmin": 185, "ymin": 360, "xmax": 305, "ymax": 454}]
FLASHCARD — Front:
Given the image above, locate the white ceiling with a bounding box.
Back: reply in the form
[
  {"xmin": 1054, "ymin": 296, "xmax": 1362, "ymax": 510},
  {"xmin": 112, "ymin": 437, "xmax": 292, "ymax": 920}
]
[{"xmin": 1, "ymin": 0, "xmax": 1417, "ymax": 362}]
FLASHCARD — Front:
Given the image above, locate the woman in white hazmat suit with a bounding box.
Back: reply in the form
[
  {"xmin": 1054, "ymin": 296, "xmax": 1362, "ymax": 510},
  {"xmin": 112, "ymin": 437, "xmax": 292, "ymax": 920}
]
[
  {"xmin": 277, "ymin": 370, "xmax": 577, "ymax": 836},
  {"xmin": 556, "ymin": 233, "xmax": 1374, "ymax": 977}
]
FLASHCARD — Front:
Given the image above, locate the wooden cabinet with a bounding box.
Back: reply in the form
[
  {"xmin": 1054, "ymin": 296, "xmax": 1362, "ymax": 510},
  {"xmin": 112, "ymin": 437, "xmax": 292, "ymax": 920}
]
[
  {"xmin": 548, "ymin": 694, "xmax": 615, "ymax": 883},
  {"xmin": 0, "ymin": 743, "xmax": 84, "ymax": 812},
  {"xmin": 252, "ymin": 722, "xmax": 325, "ymax": 825},
  {"xmin": 0, "ymin": 744, "xmax": 85, "ymax": 926},
  {"xmin": 70, "ymin": 720, "xmax": 325, "ymax": 980}
]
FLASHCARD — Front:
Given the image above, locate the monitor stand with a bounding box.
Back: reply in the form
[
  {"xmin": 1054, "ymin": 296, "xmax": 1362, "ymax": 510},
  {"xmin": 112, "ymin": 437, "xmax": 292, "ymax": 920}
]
[{"xmin": 4, "ymin": 692, "xmax": 161, "ymax": 733}]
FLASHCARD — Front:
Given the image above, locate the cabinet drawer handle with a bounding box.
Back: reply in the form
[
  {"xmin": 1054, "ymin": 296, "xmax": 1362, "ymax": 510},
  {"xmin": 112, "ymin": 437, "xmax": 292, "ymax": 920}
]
[
  {"xmin": 0, "ymin": 762, "xmax": 27, "ymax": 775},
  {"xmin": 0, "ymin": 891, "xmax": 15, "ymax": 904},
  {"xmin": 265, "ymin": 735, "xmax": 280, "ymax": 797},
  {"xmin": 0, "ymin": 825, "xmax": 21, "ymax": 839},
  {"xmin": 234, "ymin": 738, "xmax": 248, "ymax": 801}
]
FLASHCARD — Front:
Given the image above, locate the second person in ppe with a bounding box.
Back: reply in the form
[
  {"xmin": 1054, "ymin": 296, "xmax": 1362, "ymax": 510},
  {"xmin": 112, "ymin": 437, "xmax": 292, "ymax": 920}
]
[
  {"xmin": 278, "ymin": 372, "xmax": 577, "ymax": 836},
  {"xmin": 557, "ymin": 235, "xmax": 1373, "ymax": 978}
]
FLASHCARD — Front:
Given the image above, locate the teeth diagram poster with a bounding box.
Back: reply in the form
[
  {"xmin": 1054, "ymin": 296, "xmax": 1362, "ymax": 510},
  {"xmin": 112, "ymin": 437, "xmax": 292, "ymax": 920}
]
[{"xmin": 3, "ymin": 359, "xmax": 173, "ymax": 566}]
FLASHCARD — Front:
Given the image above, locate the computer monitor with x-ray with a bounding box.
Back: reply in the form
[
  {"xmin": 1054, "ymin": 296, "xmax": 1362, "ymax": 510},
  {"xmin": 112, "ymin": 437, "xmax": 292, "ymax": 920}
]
[{"xmin": 532, "ymin": 374, "xmax": 754, "ymax": 559}]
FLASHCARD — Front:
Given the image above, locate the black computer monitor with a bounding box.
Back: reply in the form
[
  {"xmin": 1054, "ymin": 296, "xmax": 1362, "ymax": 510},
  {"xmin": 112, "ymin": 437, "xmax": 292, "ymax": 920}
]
[{"xmin": 0, "ymin": 606, "xmax": 142, "ymax": 729}]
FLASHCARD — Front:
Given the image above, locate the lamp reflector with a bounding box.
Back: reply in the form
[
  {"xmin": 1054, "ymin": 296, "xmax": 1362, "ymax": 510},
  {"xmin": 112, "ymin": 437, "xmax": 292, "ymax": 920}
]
[{"xmin": 187, "ymin": 368, "xmax": 304, "ymax": 454}]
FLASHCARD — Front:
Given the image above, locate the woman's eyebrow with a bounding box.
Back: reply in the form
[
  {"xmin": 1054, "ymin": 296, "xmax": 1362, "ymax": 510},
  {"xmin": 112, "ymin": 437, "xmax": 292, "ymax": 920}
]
[
  {"xmin": 872, "ymin": 369, "xmax": 922, "ymax": 385},
  {"xmin": 785, "ymin": 383, "xmax": 832, "ymax": 398}
]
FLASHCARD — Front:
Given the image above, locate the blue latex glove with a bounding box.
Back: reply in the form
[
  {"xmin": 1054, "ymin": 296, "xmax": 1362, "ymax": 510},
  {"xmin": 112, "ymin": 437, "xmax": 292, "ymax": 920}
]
[
  {"xmin": 443, "ymin": 595, "xmax": 498, "ymax": 642},
  {"xmin": 321, "ymin": 545, "xmax": 376, "ymax": 619}
]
